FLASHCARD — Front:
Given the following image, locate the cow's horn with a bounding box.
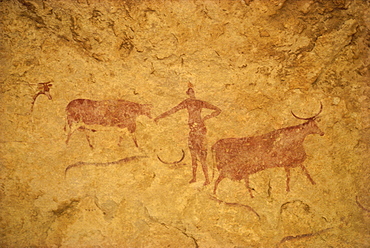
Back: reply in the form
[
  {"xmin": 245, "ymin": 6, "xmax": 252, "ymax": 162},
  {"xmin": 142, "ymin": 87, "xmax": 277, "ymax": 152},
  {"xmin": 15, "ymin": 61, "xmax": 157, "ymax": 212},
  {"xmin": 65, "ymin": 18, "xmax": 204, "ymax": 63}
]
[
  {"xmin": 157, "ymin": 149, "xmax": 185, "ymax": 165},
  {"xmin": 291, "ymin": 102, "xmax": 323, "ymax": 120}
]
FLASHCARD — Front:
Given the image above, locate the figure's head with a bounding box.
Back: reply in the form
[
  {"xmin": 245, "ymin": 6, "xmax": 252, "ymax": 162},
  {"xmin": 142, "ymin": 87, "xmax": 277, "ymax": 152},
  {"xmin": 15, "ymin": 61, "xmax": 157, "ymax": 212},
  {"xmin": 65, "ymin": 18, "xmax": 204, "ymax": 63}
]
[
  {"xmin": 186, "ymin": 87, "xmax": 195, "ymax": 97},
  {"xmin": 186, "ymin": 82, "xmax": 195, "ymax": 97}
]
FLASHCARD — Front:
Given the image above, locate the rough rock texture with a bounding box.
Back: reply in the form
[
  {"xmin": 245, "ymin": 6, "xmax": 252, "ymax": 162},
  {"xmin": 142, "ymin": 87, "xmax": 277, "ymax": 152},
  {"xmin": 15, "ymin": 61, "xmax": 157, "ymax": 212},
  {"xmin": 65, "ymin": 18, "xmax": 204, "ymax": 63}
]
[{"xmin": 0, "ymin": 0, "xmax": 369, "ymax": 247}]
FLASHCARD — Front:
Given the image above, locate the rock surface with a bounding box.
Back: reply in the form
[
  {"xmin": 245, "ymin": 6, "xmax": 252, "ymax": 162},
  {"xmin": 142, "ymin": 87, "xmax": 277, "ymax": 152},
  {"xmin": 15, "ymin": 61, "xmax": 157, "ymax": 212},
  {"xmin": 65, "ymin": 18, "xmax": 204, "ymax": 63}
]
[{"xmin": 0, "ymin": 0, "xmax": 369, "ymax": 247}]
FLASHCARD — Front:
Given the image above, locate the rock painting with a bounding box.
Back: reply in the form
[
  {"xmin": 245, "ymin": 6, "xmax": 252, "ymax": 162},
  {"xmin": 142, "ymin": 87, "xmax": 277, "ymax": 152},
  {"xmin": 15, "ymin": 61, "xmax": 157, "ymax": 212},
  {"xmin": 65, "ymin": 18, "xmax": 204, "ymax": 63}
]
[
  {"xmin": 2, "ymin": 0, "xmax": 368, "ymax": 246},
  {"xmin": 154, "ymin": 85, "xmax": 221, "ymax": 185},
  {"xmin": 157, "ymin": 149, "xmax": 186, "ymax": 168},
  {"xmin": 212, "ymin": 103, "xmax": 324, "ymax": 197},
  {"xmin": 64, "ymin": 99, "xmax": 152, "ymax": 148},
  {"xmin": 65, "ymin": 155, "xmax": 148, "ymax": 177},
  {"xmin": 277, "ymin": 227, "xmax": 333, "ymax": 247},
  {"xmin": 31, "ymin": 81, "xmax": 53, "ymax": 112},
  {"xmin": 356, "ymin": 195, "xmax": 370, "ymax": 213}
]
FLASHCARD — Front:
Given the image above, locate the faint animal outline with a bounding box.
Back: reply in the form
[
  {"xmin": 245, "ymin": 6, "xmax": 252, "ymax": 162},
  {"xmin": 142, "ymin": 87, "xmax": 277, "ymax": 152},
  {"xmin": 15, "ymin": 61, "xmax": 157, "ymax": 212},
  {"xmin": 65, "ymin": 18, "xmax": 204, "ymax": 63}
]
[{"xmin": 31, "ymin": 81, "xmax": 53, "ymax": 112}]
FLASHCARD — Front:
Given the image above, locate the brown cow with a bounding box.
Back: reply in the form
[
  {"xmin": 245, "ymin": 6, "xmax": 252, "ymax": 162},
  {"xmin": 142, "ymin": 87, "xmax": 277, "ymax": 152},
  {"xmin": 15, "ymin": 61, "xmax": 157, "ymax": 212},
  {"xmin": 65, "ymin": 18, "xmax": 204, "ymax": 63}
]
[
  {"xmin": 65, "ymin": 99, "xmax": 152, "ymax": 148},
  {"xmin": 212, "ymin": 104, "xmax": 324, "ymax": 197}
]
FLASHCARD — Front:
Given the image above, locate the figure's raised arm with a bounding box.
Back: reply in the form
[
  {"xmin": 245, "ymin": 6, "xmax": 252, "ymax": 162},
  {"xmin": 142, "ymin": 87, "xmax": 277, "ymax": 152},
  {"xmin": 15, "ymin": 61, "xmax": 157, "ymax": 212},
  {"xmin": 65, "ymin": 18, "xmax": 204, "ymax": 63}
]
[
  {"xmin": 201, "ymin": 101, "xmax": 221, "ymax": 121},
  {"xmin": 154, "ymin": 100, "xmax": 187, "ymax": 123}
]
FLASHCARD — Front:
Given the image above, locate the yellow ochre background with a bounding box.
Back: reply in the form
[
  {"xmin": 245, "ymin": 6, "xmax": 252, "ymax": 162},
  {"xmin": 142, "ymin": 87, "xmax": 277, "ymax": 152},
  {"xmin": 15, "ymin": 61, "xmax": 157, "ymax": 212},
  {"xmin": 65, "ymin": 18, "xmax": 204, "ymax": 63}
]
[{"xmin": 0, "ymin": 0, "xmax": 369, "ymax": 247}]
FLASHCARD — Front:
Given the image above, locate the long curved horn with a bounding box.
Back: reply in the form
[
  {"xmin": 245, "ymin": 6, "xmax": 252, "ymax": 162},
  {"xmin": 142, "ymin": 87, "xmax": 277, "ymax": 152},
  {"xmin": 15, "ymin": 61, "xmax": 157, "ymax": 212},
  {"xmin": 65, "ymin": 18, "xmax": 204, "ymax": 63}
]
[
  {"xmin": 291, "ymin": 102, "xmax": 323, "ymax": 120},
  {"xmin": 157, "ymin": 149, "xmax": 185, "ymax": 165}
]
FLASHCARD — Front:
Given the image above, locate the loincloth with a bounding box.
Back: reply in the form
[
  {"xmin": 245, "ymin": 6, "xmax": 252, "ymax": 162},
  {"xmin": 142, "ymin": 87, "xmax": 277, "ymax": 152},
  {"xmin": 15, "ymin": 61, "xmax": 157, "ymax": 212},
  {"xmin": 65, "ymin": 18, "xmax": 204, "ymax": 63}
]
[{"xmin": 188, "ymin": 123, "xmax": 207, "ymax": 151}]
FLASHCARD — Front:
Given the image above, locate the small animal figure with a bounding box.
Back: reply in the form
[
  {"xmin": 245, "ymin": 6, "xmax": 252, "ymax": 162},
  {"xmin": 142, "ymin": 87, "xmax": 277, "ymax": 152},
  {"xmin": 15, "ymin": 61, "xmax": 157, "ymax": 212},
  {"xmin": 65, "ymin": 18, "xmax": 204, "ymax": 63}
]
[
  {"xmin": 212, "ymin": 104, "xmax": 324, "ymax": 197},
  {"xmin": 31, "ymin": 81, "xmax": 53, "ymax": 111},
  {"xmin": 65, "ymin": 99, "xmax": 152, "ymax": 148}
]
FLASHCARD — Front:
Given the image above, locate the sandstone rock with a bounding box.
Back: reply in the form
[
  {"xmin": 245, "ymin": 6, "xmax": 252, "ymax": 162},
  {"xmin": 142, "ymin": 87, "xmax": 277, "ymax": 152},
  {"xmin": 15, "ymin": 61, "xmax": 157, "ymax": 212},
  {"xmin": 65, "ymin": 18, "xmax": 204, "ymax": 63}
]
[{"xmin": 0, "ymin": 0, "xmax": 369, "ymax": 247}]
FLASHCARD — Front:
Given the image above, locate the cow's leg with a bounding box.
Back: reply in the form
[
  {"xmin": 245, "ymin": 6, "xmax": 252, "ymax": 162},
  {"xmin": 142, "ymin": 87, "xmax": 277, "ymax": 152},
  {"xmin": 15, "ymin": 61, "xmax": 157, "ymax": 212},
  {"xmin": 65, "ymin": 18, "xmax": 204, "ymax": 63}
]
[
  {"xmin": 77, "ymin": 126, "xmax": 95, "ymax": 149},
  {"xmin": 85, "ymin": 133, "xmax": 94, "ymax": 149},
  {"xmin": 66, "ymin": 130, "xmax": 72, "ymax": 145},
  {"xmin": 126, "ymin": 123, "xmax": 138, "ymax": 147},
  {"xmin": 118, "ymin": 134, "xmax": 138, "ymax": 147},
  {"xmin": 213, "ymin": 172, "xmax": 225, "ymax": 194},
  {"xmin": 65, "ymin": 117, "xmax": 75, "ymax": 145},
  {"xmin": 131, "ymin": 133, "xmax": 138, "ymax": 148},
  {"xmin": 244, "ymin": 175, "xmax": 254, "ymax": 198},
  {"xmin": 300, "ymin": 164, "xmax": 316, "ymax": 185},
  {"xmin": 65, "ymin": 124, "xmax": 74, "ymax": 145},
  {"xmin": 285, "ymin": 167, "xmax": 291, "ymax": 192}
]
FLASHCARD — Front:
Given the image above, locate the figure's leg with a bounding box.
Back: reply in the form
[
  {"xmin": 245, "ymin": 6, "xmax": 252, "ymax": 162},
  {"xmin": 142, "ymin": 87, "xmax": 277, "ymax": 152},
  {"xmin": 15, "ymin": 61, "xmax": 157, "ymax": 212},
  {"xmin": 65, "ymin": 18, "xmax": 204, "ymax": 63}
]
[
  {"xmin": 300, "ymin": 164, "xmax": 316, "ymax": 185},
  {"xmin": 196, "ymin": 126, "xmax": 209, "ymax": 185},
  {"xmin": 189, "ymin": 147, "xmax": 197, "ymax": 183},
  {"xmin": 199, "ymin": 149, "xmax": 210, "ymax": 185},
  {"xmin": 244, "ymin": 175, "xmax": 254, "ymax": 198},
  {"xmin": 285, "ymin": 167, "xmax": 291, "ymax": 192}
]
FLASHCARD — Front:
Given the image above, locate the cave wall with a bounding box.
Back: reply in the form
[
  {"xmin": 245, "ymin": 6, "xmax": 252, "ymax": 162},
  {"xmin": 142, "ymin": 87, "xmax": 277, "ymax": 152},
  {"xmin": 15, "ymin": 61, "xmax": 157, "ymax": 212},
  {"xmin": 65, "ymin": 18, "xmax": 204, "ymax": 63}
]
[{"xmin": 0, "ymin": 0, "xmax": 369, "ymax": 247}]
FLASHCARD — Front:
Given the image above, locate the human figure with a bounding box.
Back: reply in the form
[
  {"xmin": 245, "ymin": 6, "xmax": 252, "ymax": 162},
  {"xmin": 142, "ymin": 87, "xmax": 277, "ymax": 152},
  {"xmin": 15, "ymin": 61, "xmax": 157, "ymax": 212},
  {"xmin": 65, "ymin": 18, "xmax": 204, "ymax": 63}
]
[{"xmin": 154, "ymin": 86, "xmax": 221, "ymax": 185}]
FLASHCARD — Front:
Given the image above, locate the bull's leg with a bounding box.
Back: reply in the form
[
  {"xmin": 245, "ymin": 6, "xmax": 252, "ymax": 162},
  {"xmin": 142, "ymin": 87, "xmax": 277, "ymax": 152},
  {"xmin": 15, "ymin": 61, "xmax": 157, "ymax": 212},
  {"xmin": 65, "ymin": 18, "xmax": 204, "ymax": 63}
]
[
  {"xmin": 300, "ymin": 164, "xmax": 316, "ymax": 185},
  {"xmin": 285, "ymin": 167, "xmax": 291, "ymax": 192},
  {"xmin": 213, "ymin": 172, "xmax": 225, "ymax": 194},
  {"xmin": 244, "ymin": 176, "xmax": 254, "ymax": 198}
]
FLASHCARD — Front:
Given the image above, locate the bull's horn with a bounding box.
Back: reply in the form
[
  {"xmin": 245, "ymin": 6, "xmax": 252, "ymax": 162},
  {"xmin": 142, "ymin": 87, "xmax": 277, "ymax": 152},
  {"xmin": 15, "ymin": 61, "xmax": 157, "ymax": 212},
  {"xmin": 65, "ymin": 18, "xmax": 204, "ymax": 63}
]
[
  {"xmin": 291, "ymin": 102, "xmax": 323, "ymax": 120},
  {"xmin": 157, "ymin": 149, "xmax": 185, "ymax": 165}
]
